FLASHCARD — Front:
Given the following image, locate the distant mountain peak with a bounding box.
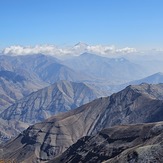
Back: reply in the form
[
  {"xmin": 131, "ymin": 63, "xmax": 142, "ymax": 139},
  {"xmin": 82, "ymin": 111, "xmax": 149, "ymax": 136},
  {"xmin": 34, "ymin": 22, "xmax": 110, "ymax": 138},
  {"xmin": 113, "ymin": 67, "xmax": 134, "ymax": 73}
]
[
  {"xmin": 74, "ymin": 42, "xmax": 88, "ymax": 47},
  {"xmin": 155, "ymin": 72, "xmax": 163, "ymax": 76},
  {"xmin": 79, "ymin": 52, "xmax": 99, "ymax": 58},
  {"xmin": 127, "ymin": 72, "xmax": 163, "ymax": 86}
]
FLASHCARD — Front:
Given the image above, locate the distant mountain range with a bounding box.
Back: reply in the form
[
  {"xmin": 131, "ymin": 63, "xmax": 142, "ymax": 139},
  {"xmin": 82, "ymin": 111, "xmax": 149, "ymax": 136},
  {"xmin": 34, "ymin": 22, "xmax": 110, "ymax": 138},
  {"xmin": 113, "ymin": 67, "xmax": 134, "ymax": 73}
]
[
  {"xmin": 0, "ymin": 54, "xmax": 92, "ymax": 110},
  {"xmin": 1, "ymin": 83, "xmax": 163, "ymax": 162},
  {"xmin": 0, "ymin": 54, "xmax": 89, "ymax": 84},
  {"xmin": 64, "ymin": 52, "xmax": 146, "ymax": 83},
  {"xmin": 1, "ymin": 53, "xmax": 162, "ymax": 111},
  {"xmin": 0, "ymin": 80, "xmax": 105, "ymax": 124},
  {"xmin": 1, "ymin": 52, "xmax": 163, "ymax": 89}
]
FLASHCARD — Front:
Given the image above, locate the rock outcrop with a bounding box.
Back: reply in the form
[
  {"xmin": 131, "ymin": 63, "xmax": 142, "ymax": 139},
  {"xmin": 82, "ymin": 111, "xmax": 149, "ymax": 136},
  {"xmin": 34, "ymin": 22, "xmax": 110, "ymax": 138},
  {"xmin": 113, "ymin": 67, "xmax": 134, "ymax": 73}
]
[
  {"xmin": 50, "ymin": 122, "xmax": 163, "ymax": 163},
  {"xmin": 0, "ymin": 70, "xmax": 46, "ymax": 110}
]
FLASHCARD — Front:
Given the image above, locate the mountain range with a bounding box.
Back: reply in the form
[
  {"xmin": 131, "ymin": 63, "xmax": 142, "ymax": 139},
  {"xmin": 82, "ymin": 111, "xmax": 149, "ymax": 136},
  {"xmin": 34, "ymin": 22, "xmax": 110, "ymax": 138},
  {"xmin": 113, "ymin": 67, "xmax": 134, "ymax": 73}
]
[
  {"xmin": 0, "ymin": 54, "xmax": 88, "ymax": 84},
  {"xmin": 0, "ymin": 52, "xmax": 148, "ymax": 111},
  {"xmin": 0, "ymin": 54, "xmax": 92, "ymax": 110},
  {"xmin": 0, "ymin": 80, "xmax": 105, "ymax": 143},
  {"xmin": 0, "ymin": 52, "xmax": 163, "ymax": 163},
  {"xmin": 0, "ymin": 80, "xmax": 105, "ymax": 124},
  {"xmin": 64, "ymin": 52, "xmax": 147, "ymax": 83},
  {"xmin": 1, "ymin": 52, "xmax": 162, "ymax": 112},
  {"xmin": 1, "ymin": 83, "xmax": 163, "ymax": 162}
]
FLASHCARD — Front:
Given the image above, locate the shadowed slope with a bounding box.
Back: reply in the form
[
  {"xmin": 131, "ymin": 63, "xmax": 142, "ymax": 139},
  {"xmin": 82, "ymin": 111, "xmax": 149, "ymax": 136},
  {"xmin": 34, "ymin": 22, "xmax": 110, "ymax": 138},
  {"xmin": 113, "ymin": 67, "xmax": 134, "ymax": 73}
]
[{"xmin": 50, "ymin": 122, "xmax": 163, "ymax": 163}]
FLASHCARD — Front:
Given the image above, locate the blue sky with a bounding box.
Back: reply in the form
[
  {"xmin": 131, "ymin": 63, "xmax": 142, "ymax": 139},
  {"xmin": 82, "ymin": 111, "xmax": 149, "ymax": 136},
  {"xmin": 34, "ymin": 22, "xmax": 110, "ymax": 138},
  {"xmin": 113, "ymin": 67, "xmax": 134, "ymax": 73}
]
[{"xmin": 0, "ymin": 0, "xmax": 163, "ymax": 49}]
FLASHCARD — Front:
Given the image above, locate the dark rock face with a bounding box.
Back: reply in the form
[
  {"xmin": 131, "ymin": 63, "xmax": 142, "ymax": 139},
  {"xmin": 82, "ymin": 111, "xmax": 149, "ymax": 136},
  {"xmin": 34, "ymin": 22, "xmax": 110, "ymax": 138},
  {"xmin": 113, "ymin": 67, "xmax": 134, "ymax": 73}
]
[
  {"xmin": 51, "ymin": 122, "xmax": 163, "ymax": 163},
  {"xmin": 1, "ymin": 83, "xmax": 163, "ymax": 162}
]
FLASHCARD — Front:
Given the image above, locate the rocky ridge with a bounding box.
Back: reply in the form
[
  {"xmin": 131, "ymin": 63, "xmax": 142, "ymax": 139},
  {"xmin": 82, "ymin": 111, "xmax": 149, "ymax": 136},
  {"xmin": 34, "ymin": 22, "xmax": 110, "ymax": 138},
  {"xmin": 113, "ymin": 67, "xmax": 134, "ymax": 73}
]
[{"xmin": 0, "ymin": 80, "xmax": 105, "ymax": 124}]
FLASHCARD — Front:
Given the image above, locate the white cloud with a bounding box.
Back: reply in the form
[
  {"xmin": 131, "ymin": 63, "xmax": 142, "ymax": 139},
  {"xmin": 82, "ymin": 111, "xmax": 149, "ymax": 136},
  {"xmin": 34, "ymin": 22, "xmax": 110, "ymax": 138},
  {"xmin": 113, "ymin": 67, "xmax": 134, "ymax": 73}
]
[
  {"xmin": 3, "ymin": 45, "xmax": 68, "ymax": 56},
  {"xmin": 2, "ymin": 43, "xmax": 137, "ymax": 57},
  {"xmin": 87, "ymin": 45, "xmax": 115, "ymax": 55},
  {"xmin": 115, "ymin": 47, "xmax": 137, "ymax": 53}
]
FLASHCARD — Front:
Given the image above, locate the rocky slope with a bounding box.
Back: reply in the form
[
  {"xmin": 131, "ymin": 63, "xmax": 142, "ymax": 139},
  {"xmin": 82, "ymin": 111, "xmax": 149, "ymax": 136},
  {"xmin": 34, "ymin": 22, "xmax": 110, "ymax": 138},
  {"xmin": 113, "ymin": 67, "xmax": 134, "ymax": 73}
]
[
  {"xmin": 50, "ymin": 122, "xmax": 163, "ymax": 163},
  {"xmin": 0, "ymin": 80, "xmax": 105, "ymax": 124},
  {"xmin": 0, "ymin": 118, "xmax": 29, "ymax": 144},
  {"xmin": 1, "ymin": 83, "xmax": 163, "ymax": 162},
  {"xmin": 0, "ymin": 70, "xmax": 46, "ymax": 110}
]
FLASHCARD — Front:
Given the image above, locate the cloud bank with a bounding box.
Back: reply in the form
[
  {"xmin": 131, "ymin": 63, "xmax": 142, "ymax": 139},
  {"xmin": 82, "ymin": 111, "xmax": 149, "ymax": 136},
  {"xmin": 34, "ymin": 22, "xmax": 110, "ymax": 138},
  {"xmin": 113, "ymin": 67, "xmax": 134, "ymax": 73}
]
[{"xmin": 2, "ymin": 42, "xmax": 137, "ymax": 57}]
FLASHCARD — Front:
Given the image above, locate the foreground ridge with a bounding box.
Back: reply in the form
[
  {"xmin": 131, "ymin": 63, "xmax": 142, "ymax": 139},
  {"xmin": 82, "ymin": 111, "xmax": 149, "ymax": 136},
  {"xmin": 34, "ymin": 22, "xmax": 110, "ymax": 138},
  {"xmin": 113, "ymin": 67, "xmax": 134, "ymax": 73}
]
[
  {"xmin": 1, "ymin": 83, "xmax": 163, "ymax": 162},
  {"xmin": 50, "ymin": 121, "xmax": 163, "ymax": 163}
]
